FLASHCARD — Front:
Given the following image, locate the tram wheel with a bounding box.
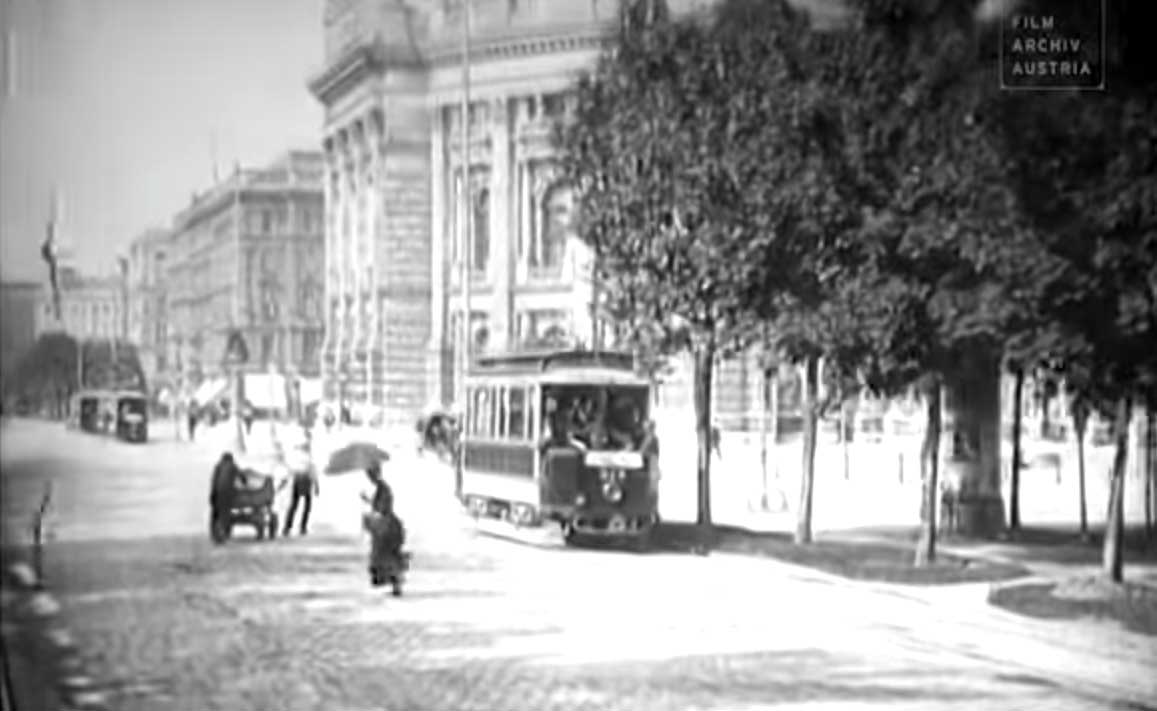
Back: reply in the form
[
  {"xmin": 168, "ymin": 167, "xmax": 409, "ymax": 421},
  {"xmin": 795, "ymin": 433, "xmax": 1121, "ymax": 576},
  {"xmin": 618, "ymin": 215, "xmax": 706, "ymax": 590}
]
[
  {"xmin": 630, "ymin": 528, "xmax": 653, "ymax": 554},
  {"xmin": 562, "ymin": 522, "xmax": 580, "ymax": 546}
]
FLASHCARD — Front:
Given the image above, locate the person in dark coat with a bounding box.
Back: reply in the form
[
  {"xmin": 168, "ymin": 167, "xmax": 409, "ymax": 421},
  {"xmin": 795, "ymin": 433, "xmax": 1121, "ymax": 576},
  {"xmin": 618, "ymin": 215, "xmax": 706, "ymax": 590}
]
[
  {"xmin": 361, "ymin": 462, "xmax": 406, "ymax": 593},
  {"xmin": 209, "ymin": 452, "xmax": 240, "ymax": 539}
]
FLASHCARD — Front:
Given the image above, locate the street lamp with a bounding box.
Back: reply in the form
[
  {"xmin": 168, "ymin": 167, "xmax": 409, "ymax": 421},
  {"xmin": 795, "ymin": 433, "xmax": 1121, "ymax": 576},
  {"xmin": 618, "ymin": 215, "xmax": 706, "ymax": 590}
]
[{"xmin": 454, "ymin": 0, "xmax": 473, "ymax": 503}]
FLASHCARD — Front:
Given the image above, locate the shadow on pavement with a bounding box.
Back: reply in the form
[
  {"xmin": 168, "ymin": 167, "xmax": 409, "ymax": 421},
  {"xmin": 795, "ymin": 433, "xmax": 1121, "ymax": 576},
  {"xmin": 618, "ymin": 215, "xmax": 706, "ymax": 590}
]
[
  {"xmin": 989, "ymin": 580, "xmax": 1157, "ymax": 637},
  {"xmin": 649, "ymin": 523, "xmax": 1031, "ymax": 585}
]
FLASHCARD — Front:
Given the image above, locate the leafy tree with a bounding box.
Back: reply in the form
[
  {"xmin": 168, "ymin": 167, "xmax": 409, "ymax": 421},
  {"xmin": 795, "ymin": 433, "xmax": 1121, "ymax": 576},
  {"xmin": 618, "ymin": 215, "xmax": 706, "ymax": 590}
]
[
  {"xmin": 785, "ymin": 0, "xmax": 1065, "ymax": 561},
  {"xmin": 991, "ymin": 0, "xmax": 1157, "ymax": 581},
  {"xmin": 556, "ymin": 0, "xmax": 820, "ymax": 540},
  {"xmin": 6, "ymin": 333, "xmax": 79, "ymax": 417}
]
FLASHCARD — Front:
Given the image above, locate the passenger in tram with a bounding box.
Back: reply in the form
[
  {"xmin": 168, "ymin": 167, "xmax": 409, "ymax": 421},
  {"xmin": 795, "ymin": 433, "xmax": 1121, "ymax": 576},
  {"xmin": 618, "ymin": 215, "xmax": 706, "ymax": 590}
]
[
  {"xmin": 570, "ymin": 390, "xmax": 611, "ymax": 449},
  {"xmin": 541, "ymin": 397, "xmax": 587, "ymax": 454},
  {"xmin": 606, "ymin": 395, "xmax": 642, "ymax": 450}
]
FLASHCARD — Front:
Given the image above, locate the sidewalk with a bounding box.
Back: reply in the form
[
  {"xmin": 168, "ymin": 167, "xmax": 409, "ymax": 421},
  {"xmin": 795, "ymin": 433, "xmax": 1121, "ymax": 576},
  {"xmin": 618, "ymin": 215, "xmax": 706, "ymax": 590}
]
[{"xmin": 828, "ymin": 525, "xmax": 1157, "ymax": 590}]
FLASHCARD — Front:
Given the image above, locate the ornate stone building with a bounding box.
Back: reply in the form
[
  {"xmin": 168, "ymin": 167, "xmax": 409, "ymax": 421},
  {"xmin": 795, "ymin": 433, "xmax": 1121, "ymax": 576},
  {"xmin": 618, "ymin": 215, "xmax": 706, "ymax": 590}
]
[
  {"xmin": 126, "ymin": 227, "xmax": 171, "ymax": 387},
  {"xmin": 309, "ymin": 0, "xmax": 725, "ymax": 426},
  {"xmin": 33, "ymin": 267, "xmax": 123, "ymax": 342},
  {"xmin": 166, "ymin": 151, "xmax": 325, "ymax": 392}
]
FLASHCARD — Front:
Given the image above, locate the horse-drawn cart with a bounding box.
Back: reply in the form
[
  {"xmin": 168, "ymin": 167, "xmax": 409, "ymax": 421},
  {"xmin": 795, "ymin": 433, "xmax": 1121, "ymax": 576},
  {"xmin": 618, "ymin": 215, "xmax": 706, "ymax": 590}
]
[{"xmin": 211, "ymin": 470, "xmax": 279, "ymax": 543}]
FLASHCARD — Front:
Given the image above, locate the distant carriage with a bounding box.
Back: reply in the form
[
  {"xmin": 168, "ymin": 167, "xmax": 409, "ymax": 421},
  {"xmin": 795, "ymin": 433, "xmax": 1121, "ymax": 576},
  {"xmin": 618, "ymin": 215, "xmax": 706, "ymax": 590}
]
[
  {"xmin": 460, "ymin": 349, "xmax": 660, "ymax": 549},
  {"xmin": 69, "ymin": 389, "xmax": 148, "ymax": 443}
]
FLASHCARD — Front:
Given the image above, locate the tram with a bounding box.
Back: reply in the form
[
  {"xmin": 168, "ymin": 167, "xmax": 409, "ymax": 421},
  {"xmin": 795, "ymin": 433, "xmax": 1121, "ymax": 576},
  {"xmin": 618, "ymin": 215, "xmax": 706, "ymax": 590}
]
[
  {"xmin": 68, "ymin": 389, "xmax": 149, "ymax": 443},
  {"xmin": 460, "ymin": 349, "xmax": 660, "ymax": 548}
]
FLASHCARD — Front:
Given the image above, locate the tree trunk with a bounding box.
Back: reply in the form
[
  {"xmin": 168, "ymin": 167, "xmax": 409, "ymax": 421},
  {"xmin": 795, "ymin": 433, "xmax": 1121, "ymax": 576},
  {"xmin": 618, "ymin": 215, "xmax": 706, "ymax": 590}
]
[
  {"xmin": 1010, "ymin": 368, "xmax": 1025, "ymax": 532},
  {"xmin": 1075, "ymin": 410, "xmax": 1089, "ymax": 540},
  {"xmin": 942, "ymin": 352, "xmax": 1006, "ymax": 537},
  {"xmin": 1102, "ymin": 397, "xmax": 1131, "ymax": 583},
  {"xmin": 915, "ymin": 377, "xmax": 942, "ymax": 567},
  {"xmin": 842, "ymin": 400, "xmax": 851, "ymax": 480},
  {"xmin": 795, "ymin": 357, "xmax": 820, "ymax": 544},
  {"xmin": 692, "ymin": 345, "xmax": 715, "ymax": 540},
  {"xmin": 232, "ymin": 368, "xmax": 247, "ymax": 454},
  {"xmin": 771, "ymin": 368, "xmax": 780, "ymax": 479},
  {"xmin": 1145, "ymin": 405, "xmax": 1154, "ymax": 541},
  {"xmin": 1040, "ymin": 386, "xmax": 1052, "ymax": 440},
  {"xmin": 759, "ymin": 368, "xmax": 771, "ymax": 510}
]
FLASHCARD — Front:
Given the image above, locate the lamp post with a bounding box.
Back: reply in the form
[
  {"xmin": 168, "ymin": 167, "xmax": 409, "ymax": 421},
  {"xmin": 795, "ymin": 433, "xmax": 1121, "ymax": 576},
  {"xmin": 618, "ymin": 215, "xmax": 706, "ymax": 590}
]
[{"xmin": 454, "ymin": 0, "xmax": 472, "ymax": 503}]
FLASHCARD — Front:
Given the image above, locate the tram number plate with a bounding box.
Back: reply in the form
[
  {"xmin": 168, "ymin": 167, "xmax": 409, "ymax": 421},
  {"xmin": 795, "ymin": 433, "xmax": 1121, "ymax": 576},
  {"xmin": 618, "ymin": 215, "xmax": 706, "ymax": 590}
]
[{"xmin": 584, "ymin": 450, "xmax": 644, "ymax": 470}]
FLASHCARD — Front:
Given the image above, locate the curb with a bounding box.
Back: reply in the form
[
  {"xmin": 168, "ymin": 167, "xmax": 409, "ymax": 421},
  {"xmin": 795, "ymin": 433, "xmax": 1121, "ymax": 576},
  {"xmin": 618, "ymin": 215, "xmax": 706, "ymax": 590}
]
[{"xmin": 2, "ymin": 561, "xmax": 111, "ymax": 711}]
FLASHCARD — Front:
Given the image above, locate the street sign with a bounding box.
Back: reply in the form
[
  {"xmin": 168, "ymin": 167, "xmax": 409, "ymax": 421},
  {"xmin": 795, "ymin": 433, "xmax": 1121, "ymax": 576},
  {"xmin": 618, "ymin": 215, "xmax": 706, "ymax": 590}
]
[{"xmin": 223, "ymin": 330, "xmax": 249, "ymax": 367}]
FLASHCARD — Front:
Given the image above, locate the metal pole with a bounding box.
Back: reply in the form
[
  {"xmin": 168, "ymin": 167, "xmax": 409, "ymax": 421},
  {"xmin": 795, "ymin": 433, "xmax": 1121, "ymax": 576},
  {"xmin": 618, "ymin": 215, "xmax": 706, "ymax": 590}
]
[{"xmin": 454, "ymin": 0, "xmax": 472, "ymax": 503}]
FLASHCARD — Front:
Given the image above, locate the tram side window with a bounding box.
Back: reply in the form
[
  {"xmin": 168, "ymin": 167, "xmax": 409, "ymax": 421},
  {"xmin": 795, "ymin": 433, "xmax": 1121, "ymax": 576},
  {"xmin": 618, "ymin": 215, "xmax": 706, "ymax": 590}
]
[
  {"xmin": 471, "ymin": 387, "xmax": 491, "ymax": 437},
  {"xmin": 508, "ymin": 387, "xmax": 527, "ymax": 441},
  {"xmin": 497, "ymin": 387, "xmax": 508, "ymax": 439}
]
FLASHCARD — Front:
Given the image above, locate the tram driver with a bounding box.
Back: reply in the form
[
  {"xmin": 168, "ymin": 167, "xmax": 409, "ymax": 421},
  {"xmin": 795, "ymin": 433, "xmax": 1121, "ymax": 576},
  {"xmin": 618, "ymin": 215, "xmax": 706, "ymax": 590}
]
[{"xmin": 540, "ymin": 396, "xmax": 588, "ymax": 455}]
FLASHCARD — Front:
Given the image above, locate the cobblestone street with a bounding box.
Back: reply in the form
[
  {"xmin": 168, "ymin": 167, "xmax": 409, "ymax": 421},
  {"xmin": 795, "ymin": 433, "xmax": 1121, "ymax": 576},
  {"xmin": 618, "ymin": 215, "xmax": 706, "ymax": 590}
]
[{"xmin": 4, "ymin": 419, "xmax": 1156, "ymax": 710}]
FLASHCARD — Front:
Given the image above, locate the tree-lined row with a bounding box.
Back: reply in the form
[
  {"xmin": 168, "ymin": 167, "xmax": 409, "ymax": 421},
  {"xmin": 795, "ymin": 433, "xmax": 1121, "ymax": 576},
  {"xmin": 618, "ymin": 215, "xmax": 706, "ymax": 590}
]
[
  {"xmin": 554, "ymin": 0, "xmax": 1156, "ymax": 578},
  {"xmin": 2, "ymin": 333, "xmax": 147, "ymax": 417}
]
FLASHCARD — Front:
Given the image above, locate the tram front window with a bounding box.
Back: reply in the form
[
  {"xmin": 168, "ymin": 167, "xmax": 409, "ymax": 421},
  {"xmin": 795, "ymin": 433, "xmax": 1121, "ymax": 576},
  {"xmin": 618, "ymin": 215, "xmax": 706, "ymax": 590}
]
[{"xmin": 541, "ymin": 386, "xmax": 648, "ymax": 451}]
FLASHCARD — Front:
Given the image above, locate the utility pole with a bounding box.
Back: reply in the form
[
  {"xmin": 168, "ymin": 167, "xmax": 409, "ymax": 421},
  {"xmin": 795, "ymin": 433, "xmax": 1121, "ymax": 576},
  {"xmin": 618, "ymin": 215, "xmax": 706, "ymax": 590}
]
[{"xmin": 454, "ymin": 0, "xmax": 472, "ymax": 503}]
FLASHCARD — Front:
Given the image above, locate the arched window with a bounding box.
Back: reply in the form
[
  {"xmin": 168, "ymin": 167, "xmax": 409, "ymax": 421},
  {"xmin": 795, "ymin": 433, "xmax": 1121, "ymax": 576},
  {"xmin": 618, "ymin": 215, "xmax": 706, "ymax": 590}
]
[
  {"xmin": 534, "ymin": 182, "xmax": 572, "ymax": 270},
  {"xmin": 473, "ymin": 186, "xmax": 490, "ymax": 273}
]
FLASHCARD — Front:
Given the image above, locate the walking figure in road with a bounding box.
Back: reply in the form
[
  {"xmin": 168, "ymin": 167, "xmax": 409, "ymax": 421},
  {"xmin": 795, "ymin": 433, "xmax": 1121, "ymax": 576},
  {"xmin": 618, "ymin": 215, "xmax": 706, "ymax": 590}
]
[
  {"xmin": 242, "ymin": 403, "xmax": 255, "ymax": 435},
  {"xmin": 188, "ymin": 404, "xmax": 200, "ymax": 442},
  {"xmin": 361, "ymin": 462, "xmax": 407, "ymax": 594},
  {"xmin": 282, "ymin": 442, "xmax": 319, "ymax": 536}
]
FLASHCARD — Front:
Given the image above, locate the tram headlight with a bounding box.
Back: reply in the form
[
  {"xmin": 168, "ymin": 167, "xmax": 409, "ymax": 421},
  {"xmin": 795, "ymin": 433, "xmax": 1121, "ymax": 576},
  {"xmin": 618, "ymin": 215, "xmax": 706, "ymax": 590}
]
[
  {"xmin": 575, "ymin": 493, "xmax": 587, "ymax": 506},
  {"xmin": 603, "ymin": 482, "xmax": 624, "ymax": 503}
]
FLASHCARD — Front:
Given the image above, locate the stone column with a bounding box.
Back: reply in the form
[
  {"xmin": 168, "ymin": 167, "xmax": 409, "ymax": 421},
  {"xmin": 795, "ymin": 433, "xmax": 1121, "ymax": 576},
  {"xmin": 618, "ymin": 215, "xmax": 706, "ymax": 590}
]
[
  {"xmin": 347, "ymin": 120, "xmax": 366, "ymax": 410},
  {"xmin": 368, "ymin": 108, "xmax": 386, "ymax": 411},
  {"xmin": 428, "ymin": 104, "xmax": 447, "ymax": 407},
  {"xmin": 489, "ymin": 97, "xmax": 513, "ymax": 353},
  {"xmin": 334, "ymin": 128, "xmax": 350, "ymax": 409}
]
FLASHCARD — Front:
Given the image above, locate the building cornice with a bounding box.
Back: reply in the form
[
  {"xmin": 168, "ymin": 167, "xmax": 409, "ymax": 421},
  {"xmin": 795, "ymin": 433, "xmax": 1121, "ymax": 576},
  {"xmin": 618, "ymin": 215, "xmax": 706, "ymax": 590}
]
[
  {"xmin": 309, "ymin": 22, "xmax": 615, "ymax": 109},
  {"xmin": 308, "ymin": 41, "xmax": 426, "ymax": 106},
  {"xmin": 425, "ymin": 23, "xmax": 614, "ymax": 67}
]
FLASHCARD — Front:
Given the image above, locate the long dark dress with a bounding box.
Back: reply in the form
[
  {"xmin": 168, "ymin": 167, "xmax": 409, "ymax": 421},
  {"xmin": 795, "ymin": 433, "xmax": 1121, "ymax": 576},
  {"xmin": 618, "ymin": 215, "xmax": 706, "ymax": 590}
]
[{"xmin": 366, "ymin": 480, "xmax": 406, "ymax": 585}]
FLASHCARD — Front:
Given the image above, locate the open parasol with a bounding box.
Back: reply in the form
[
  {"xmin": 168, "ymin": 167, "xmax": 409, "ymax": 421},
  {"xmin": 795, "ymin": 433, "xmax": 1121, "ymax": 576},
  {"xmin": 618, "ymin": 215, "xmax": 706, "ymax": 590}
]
[{"xmin": 325, "ymin": 441, "xmax": 391, "ymax": 475}]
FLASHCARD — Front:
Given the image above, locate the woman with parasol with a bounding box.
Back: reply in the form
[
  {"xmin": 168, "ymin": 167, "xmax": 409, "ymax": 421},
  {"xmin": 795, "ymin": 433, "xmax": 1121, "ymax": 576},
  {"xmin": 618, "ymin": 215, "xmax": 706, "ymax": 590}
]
[
  {"xmin": 361, "ymin": 461, "xmax": 407, "ymax": 594},
  {"xmin": 324, "ymin": 441, "xmax": 409, "ymax": 594}
]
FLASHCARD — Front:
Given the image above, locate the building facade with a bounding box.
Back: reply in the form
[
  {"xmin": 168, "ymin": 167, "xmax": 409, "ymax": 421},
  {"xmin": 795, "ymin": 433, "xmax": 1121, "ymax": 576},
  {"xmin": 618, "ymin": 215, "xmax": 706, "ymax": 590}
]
[
  {"xmin": 165, "ymin": 151, "xmax": 326, "ymax": 392},
  {"xmin": 126, "ymin": 228, "xmax": 172, "ymax": 388},
  {"xmin": 33, "ymin": 267, "xmax": 124, "ymax": 342},
  {"xmin": 310, "ymin": 0, "xmax": 730, "ymax": 427}
]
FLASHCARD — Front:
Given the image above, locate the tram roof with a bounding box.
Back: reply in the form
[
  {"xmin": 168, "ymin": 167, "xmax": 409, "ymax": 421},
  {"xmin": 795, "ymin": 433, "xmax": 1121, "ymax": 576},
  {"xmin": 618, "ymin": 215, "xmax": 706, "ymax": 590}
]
[
  {"xmin": 469, "ymin": 349, "xmax": 647, "ymax": 383},
  {"xmin": 72, "ymin": 388, "xmax": 147, "ymax": 400}
]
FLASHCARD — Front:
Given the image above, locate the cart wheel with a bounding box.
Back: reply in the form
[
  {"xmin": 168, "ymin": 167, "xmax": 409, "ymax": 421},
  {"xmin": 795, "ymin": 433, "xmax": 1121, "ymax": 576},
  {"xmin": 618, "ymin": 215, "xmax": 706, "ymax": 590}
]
[{"xmin": 210, "ymin": 518, "xmax": 228, "ymax": 544}]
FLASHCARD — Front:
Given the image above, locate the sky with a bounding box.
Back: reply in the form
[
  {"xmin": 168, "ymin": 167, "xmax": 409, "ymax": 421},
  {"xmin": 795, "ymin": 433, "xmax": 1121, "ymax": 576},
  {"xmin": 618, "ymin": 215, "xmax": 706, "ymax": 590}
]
[{"xmin": 0, "ymin": 0, "xmax": 324, "ymax": 281}]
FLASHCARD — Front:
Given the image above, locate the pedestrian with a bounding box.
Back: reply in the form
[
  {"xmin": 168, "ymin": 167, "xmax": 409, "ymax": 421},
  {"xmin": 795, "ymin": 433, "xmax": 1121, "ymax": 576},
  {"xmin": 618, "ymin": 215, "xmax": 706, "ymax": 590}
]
[
  {"xmin": 282, "ymin": 442, "xmax": 319, "ymax": 536},
  {"xmin": 209, "ymin": 452, "xmax": 240, "ymax": 541},
  {"xmin": 188, "ymin": 404, "xmax": 200, "ymax": 441},
  {"xmin": 711, "ymin": 424, "xmax": 723, "ymax": 459},
  {"xmin": 242, "ymin": 403, "xmax": 254, "ymax": 435},
  {"xmin": 360, "ymin": 461, "xmax": 406, "ymax": 593}
]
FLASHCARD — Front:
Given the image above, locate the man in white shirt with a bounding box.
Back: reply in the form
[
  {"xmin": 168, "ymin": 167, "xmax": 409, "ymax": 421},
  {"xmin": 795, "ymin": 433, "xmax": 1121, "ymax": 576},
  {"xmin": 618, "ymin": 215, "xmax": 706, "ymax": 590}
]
[{"xmin": 282, "ymin": 442, "xmax": 319, "ymax": 536}]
